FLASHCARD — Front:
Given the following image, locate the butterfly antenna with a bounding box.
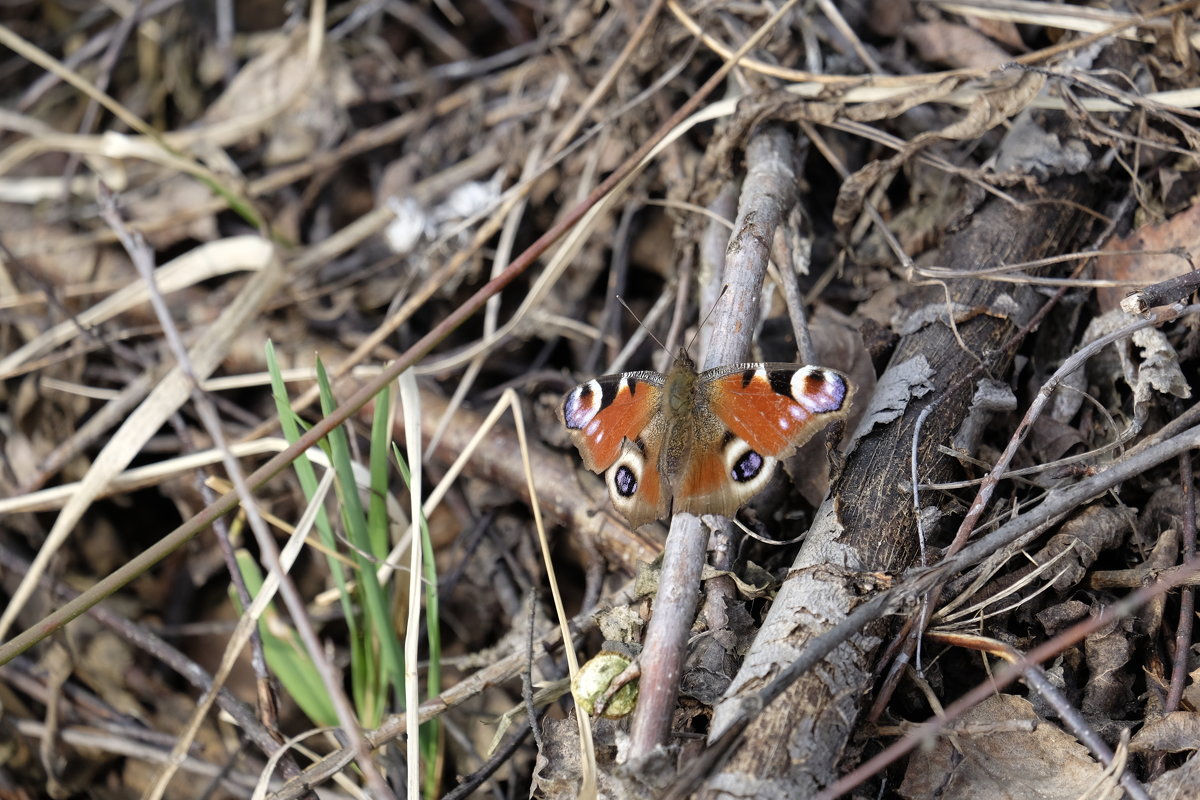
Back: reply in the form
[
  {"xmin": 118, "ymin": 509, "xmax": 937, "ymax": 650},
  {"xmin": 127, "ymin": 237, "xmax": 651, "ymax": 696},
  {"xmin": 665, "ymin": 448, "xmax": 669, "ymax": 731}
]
[
  {"xmin": 616, "ymin": 294, "xmax": 668, "ymax": 353},
  {"xmin": 683, "ymin": 284, "xmax": 729, "ymax": 356}
]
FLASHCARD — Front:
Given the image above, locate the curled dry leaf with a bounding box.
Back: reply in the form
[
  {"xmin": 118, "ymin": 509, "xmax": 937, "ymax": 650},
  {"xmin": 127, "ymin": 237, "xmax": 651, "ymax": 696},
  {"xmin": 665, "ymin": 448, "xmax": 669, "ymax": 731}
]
[
  {"xmin": 1132, "ymin": 326, "xmax": 1192, "ymax": 401},
  {"xmin": 1027, "ymin": 415, "xmax": 1089, "ymax": 467},
  {"xmin": 1129, "ymin": 711, "xmax": 1200, "ymax": 754},
  {"xmin": 1082, "ymin": 617, "xmax": 1134, "ymax": 717},
  {"xmin": 1185, "ymin": 665, "xmax": 1200, "ymax": 711},
  {"xmin": 899, "ymin": 694, "xmax": 1121, "ymax": 800},
  {"xmin": 965, "ymin": 506, "xmax": 1130, "ymax": 624},
  {"xmin": 847, "ymin": 355, "xmax": 935, "ymax": 444},
  {"xmin": 1037, "ymin": 505, "xmax": 1133, "ymax": 593},
  {"xmin": 905, "ymin": 21, "xmax": 1013, "ymax": 70},
  {"xmin": 1094, "ymin": 201, "xmax": 1200, "ymax": 313},
  {"xmin": 1080, "ymin": 309, "xmax": 1191, "ymax": 437},
  {"xmin": 952, "ymin": 378, "xmax": 1017, "ymax": 454}
]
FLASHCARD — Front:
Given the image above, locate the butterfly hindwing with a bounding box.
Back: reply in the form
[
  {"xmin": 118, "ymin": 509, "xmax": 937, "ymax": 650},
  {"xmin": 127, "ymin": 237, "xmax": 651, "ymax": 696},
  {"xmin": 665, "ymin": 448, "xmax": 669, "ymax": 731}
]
[
  {"xmin": 673, "ymin": 434, "xmax": 776, "ymax": 520},
  {"xmin": 605, "ymin": 418, "xmax": 671, "ymax": 529}
]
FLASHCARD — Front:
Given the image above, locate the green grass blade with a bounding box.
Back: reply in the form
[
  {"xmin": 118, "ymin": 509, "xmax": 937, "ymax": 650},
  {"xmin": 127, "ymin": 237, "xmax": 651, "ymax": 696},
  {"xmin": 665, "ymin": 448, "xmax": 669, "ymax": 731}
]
[
  {"xmin": 264, "ymin": 341, "xmax": 374, "ymax": 716},
  {"xmin": 316, "ymin": 359, "xmax": 406, "ymax": 706},
  {"xmin": 232, "ymin": 549, "xmax": 337, "ymax": 726},
  {"xmin": 367, "ymin": 385, "xmax": 392, "ymax": 561}
]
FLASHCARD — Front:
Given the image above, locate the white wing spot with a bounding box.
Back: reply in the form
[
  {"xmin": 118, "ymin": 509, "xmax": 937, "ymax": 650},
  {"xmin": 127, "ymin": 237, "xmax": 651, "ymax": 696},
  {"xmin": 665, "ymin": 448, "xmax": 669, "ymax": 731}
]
[
  {"xmin": 563, "ymin": 381, "xmax": 605, "ymax": 428},
  {"xmin": 564, "ymin": 400, "xmax": 593, "ymax": 428}
]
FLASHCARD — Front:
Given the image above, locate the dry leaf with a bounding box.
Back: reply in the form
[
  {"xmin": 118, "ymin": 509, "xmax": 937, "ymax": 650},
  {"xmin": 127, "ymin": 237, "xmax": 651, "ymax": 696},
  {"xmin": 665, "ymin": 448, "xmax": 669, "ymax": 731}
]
[
  {"xmin": 1184, "ymin": 665, "xmax": 1200, "ymax": 710},
  {"xmin": 906, "ymin": 21, "xmax": 1012, "ymax": 70},
  {"xmin": 1082, "ymin": 618, "xmax": 1133, "ymax": 716},
  {"xmin": 993, "ymin": 114, "xmax": 1091, "ymax": 178},
  {"xmin": 1130, "ymin": 711, "xmax": 1200, "ymax": 753},
  {"xmin": 899, "ymin": 694, "xmax": 1120, "ymax": 800},
  {"xmin": 952, "ymin": 378, "xmax": 1016, "ymax": 454},
  {"xmin": 1080, "ymin": 309, "xmax": 1191, "ymax": 438},
  {"xmin": 1148, "ymin": 749, "xmax": 1200, "ymax": 796},
  {"xmin": 530, "ymin": 715, "xmax": 622, "ymax": 800},
  {"xmin": 1036, "ymin": 505, "xmax": 1133, "ymax": 592},
  {"xmin": 1094, "ymin": 202, "xmax": 1200, "ymax": 313}
]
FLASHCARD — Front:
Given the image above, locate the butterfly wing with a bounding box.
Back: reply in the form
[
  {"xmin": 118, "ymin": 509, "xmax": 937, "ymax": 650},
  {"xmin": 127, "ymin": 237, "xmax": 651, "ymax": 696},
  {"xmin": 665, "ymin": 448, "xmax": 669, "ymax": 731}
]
[
  {"xmin": 605, "ymin": 418, "xmax": 671, "ymax": 529},
  {"xmin": 558, "ymin": 371, "xmax": 663, "ymax": 471},
  {"xmin": 558, "ymin": 371, "xmax": 671, "ymax": 528},
  {"xmin": 671, "ymin": 440, "xmax": 752, "ymax": 519},
  {"xmin": 672, "ymin": 364, "xmax": 853, "ymax": 518},
  {"xmin": 703, "ymin": 363, "xmax": 852, "ymax": 457}
]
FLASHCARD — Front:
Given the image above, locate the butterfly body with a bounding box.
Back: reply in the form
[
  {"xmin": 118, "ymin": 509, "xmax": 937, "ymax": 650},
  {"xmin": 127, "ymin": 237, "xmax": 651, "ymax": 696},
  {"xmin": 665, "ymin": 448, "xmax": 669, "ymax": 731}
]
[{"xmin": 558, "ymin": 350, "xmax": 853, "ymax": 529}]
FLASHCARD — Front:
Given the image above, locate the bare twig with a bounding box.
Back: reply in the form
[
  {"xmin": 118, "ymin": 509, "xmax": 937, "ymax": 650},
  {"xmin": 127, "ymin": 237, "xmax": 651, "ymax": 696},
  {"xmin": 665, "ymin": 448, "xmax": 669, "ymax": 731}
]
[
  {"xmin": 1122, "ymin": 266, "xmax": 1200, "ymax": 315},
  {"xmin": 627, "ymin": 122, "xmax": 802, "ymax": 758},
  {"xmin": 1166, "ymin": 450, "xmax": 1196, "ymax": 712}
]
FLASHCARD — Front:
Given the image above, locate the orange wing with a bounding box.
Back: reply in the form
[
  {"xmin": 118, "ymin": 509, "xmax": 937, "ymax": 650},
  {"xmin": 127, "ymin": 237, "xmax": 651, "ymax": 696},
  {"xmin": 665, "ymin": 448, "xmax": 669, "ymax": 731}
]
[
  {"xmin": 558, "ymin": 372, "xmax": 662, "ymax": 472},
  {"xmin": 704, "ymin": 364, "xmax": 852, "ymax": 458},
  {"xmin": 672, "ymin": 364, "xmax": 852, "ymax": 519},
  {"xmin": 559, "ymin": 371, "xmax": 671, "ymax": 529}
]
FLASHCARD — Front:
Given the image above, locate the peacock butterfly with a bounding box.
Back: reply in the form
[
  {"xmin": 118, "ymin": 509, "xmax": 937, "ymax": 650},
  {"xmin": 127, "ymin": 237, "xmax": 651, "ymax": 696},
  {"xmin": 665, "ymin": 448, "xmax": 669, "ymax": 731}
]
[{"xmin": 558, "ymin": 350, "xmax": 853, "ymax": 529}]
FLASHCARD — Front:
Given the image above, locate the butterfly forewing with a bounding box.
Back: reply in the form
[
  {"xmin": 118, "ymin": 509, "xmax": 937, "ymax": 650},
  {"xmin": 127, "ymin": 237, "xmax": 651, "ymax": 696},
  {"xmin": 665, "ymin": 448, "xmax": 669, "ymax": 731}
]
[
  {"xmin": 558, "ymin": 371, "xmax": 664, "ymax": 472},
  {"xmin": 703, "ymin": 364, "xmax": 852, "ymax": 458}
]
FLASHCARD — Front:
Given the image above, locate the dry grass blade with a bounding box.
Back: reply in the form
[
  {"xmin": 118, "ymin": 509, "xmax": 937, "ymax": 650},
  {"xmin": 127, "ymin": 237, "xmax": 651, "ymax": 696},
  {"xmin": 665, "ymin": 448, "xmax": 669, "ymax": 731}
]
[{"xmin": 0, "ymin": 250, "xmax": 287, "ymax": 640}]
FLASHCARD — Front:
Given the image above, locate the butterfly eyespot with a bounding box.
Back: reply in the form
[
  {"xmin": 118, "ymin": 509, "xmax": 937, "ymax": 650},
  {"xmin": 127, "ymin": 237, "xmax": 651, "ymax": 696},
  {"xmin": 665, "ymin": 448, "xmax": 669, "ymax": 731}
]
[
  {"xmin": 613, "ymin": 465, "xmax": 638, "ymax": 497},
  {"xmin": 562, "ymin": 380, "xmax": 603, "ymax": 430},
  {"xmin": 730, "ymin": 450, "xmax": 765, "ymax": 483},
  {"xmin": 792, "ymin": 368, "xmax": 849, "ymax": 413}
]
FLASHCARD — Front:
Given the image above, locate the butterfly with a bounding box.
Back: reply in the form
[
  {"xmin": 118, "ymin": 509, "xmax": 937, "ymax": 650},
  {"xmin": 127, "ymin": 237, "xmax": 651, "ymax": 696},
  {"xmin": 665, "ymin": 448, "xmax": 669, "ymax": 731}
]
[{"xmin": 557, "ymin": 350, "xmax": 854, "ymax": 529}]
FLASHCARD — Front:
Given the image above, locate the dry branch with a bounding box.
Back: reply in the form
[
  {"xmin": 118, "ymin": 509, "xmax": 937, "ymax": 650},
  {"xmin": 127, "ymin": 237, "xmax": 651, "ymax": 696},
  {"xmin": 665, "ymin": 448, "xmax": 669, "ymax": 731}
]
[{"xmin": 703, "ymin": 175, "xmax": 1106, "ymax": 796}]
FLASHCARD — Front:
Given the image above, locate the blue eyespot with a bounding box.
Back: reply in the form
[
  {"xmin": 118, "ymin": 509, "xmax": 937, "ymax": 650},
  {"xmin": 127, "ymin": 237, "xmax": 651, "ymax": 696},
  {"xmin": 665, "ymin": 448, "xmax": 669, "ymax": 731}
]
[
  {"xmin": 731, "ymin": 451, "xmax": 764, "ymax": 482},
  {"xmin": 614, "ymin": 465, "xmax": 638, "ymax": 497}
]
